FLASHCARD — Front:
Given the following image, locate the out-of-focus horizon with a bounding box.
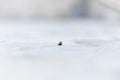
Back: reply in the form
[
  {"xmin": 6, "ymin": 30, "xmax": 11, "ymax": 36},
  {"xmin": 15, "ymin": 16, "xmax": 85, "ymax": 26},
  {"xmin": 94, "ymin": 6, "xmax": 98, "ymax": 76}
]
[{"xmin": 0, "ymin": 0, "xmax": 119, "ymax": 21}]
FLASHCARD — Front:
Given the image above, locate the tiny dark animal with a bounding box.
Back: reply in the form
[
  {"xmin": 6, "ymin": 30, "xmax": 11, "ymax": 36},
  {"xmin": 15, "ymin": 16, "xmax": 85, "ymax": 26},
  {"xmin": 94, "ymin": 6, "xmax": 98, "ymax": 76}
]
[{"xmin": 58, "ymin": 42, "xmax": 62, "ymax": 46}]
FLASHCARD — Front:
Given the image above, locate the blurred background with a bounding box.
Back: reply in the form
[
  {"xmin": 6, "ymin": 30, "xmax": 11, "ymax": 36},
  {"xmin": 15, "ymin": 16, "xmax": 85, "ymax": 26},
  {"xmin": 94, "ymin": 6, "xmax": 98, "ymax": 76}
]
[{"xmin": 0, "ymin": 0, "xmax": 119, "ymax": 21}]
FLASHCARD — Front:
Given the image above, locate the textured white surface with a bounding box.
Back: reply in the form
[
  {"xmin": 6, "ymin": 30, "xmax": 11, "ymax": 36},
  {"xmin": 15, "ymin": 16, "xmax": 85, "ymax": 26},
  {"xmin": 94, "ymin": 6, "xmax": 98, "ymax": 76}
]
[{"xmin": 0, "ymin": 20, "xmax": 120, "ymax": 80}]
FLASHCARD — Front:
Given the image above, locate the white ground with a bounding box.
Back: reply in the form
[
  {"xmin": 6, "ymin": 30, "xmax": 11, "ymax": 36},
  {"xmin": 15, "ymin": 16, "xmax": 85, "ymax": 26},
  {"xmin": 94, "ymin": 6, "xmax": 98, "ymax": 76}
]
[{"xmin": 0, "ymin": 19, "xmax": 120, "ymax": 80}]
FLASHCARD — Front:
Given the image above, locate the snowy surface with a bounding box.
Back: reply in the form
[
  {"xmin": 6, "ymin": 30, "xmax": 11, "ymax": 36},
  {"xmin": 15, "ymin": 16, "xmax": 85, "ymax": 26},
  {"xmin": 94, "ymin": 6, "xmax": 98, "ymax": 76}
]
[{"xmin": 0, "ymin": 19, "xmax": 120, "ymax": 80}]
